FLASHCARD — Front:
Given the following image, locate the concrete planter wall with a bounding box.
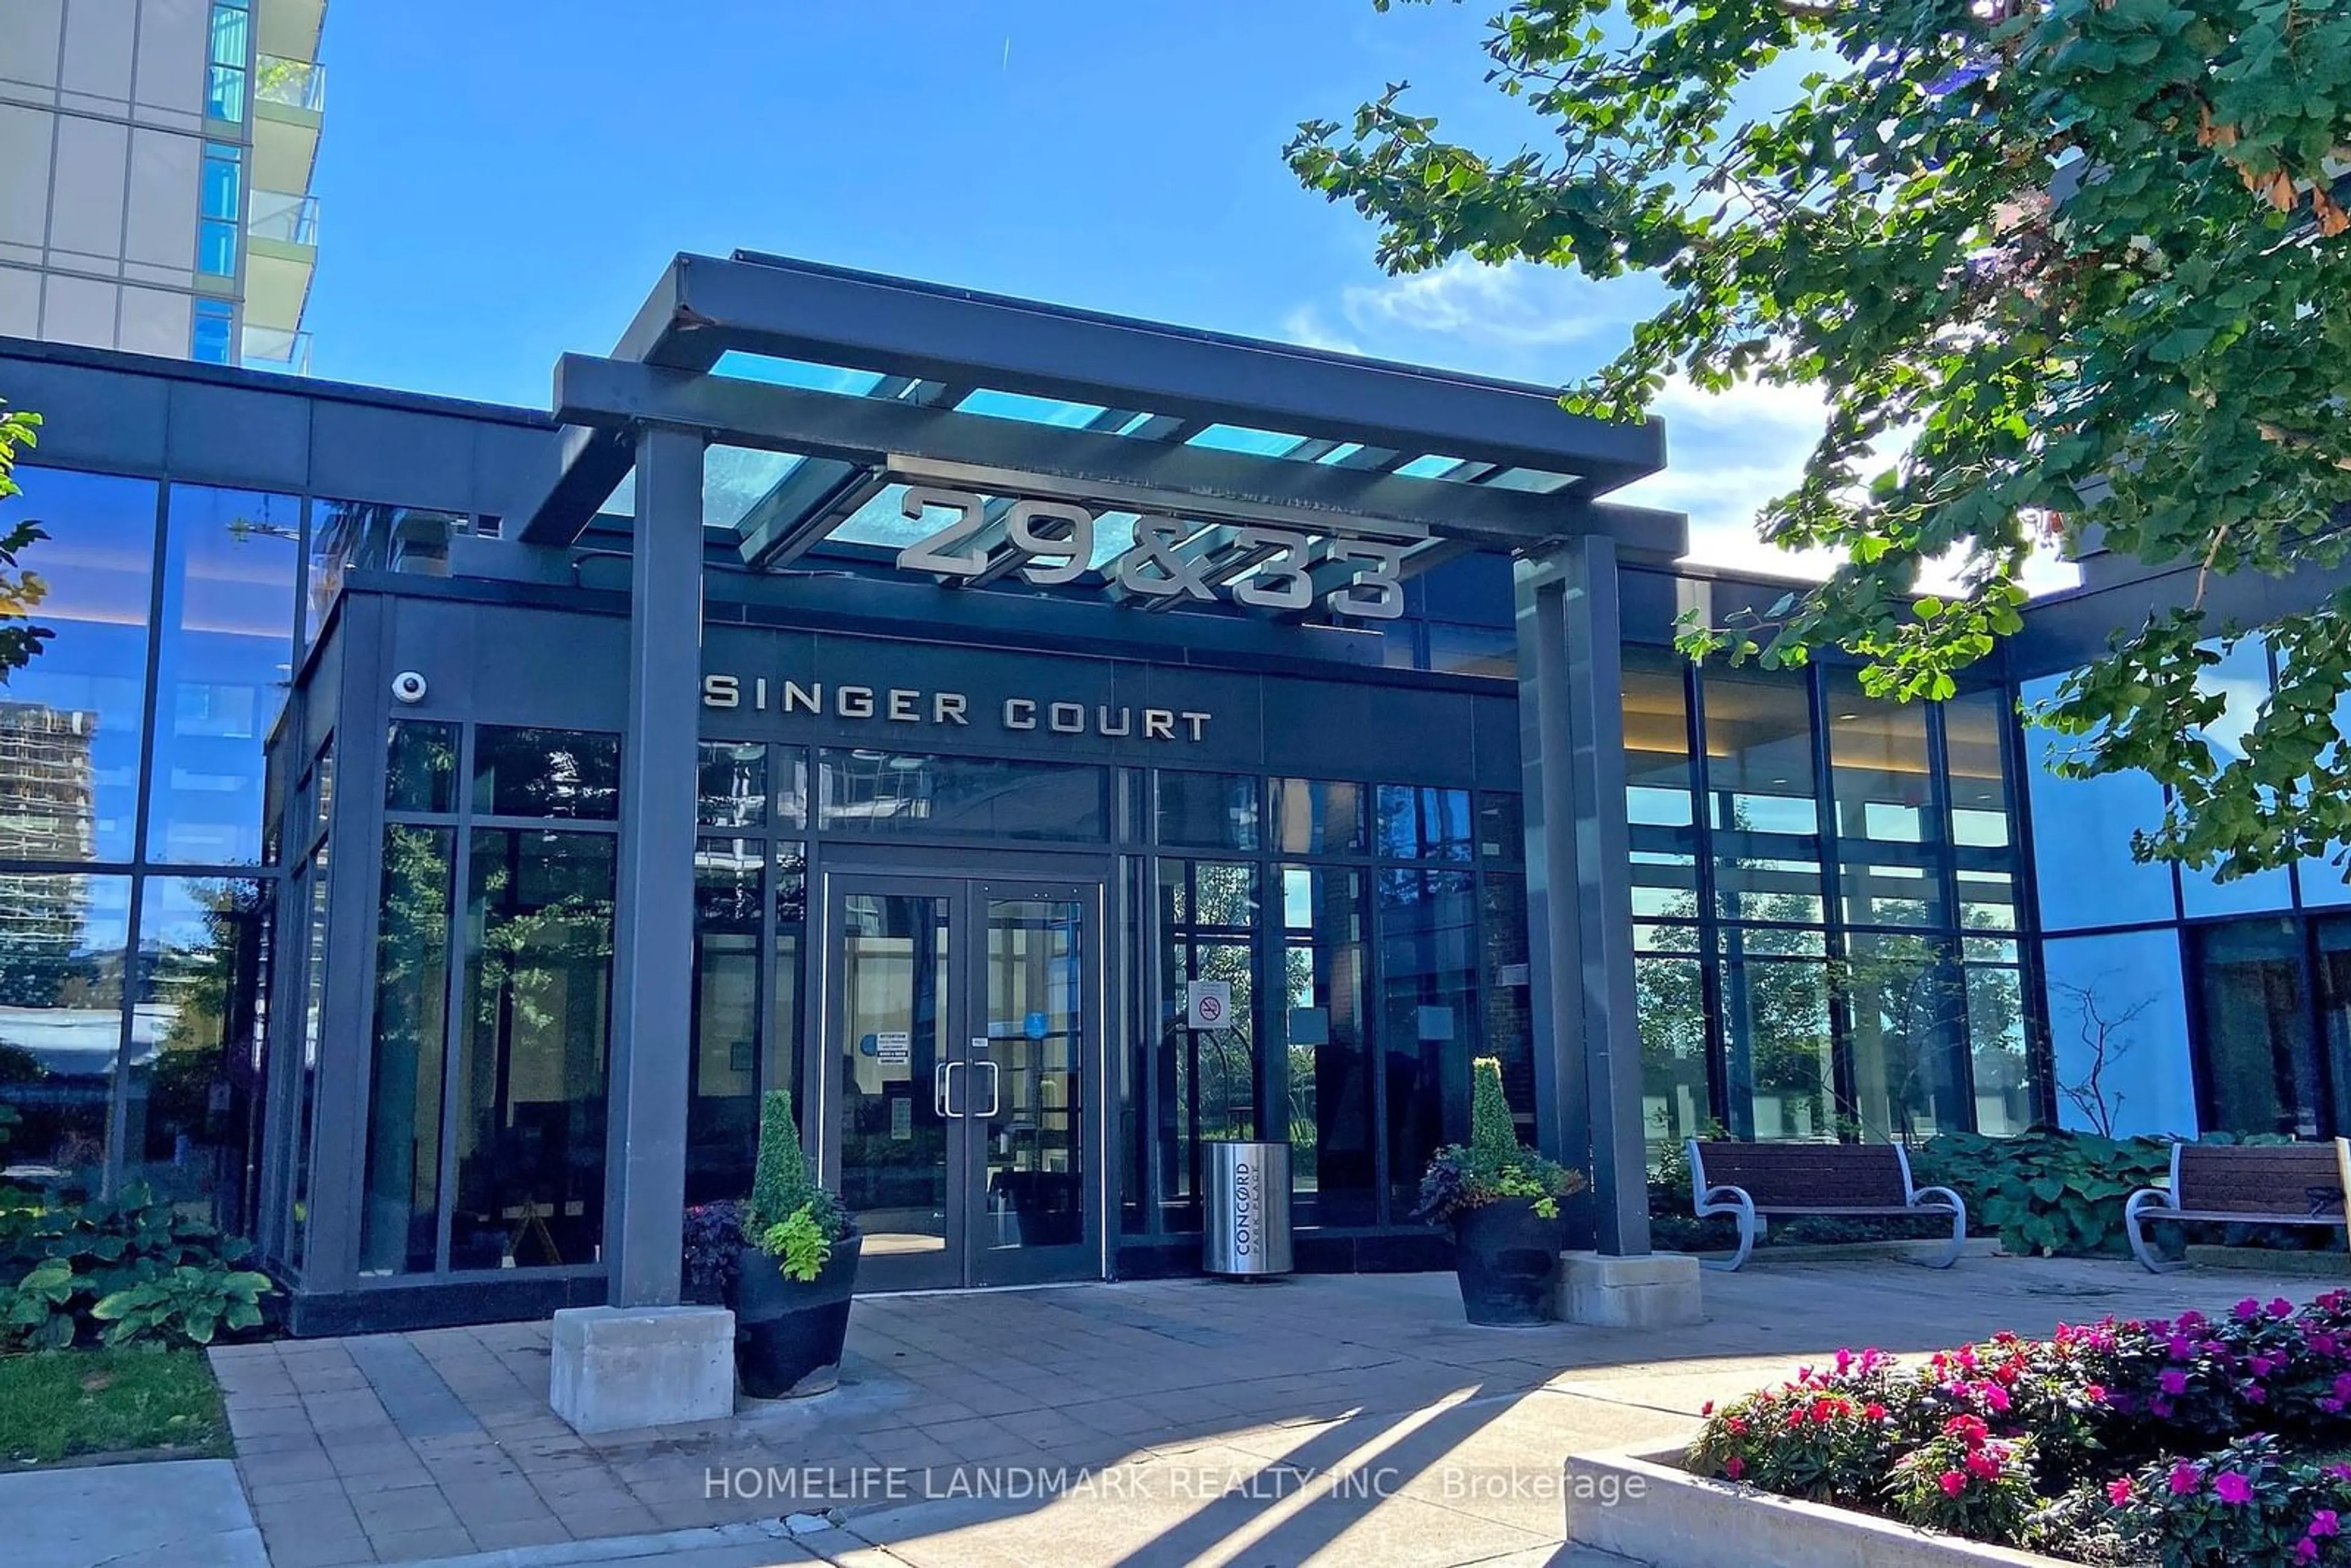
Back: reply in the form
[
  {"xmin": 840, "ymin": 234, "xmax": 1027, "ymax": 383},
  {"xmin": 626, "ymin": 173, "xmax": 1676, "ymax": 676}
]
[{"xmin": 1562, "ymin": 1445, "xmax": 2072, "ymax": 1568}]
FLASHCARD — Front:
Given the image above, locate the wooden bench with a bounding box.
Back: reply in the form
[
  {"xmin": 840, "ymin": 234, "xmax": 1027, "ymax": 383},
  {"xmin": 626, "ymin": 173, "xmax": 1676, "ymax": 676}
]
[
  {"xmin": 2124, "ymin": 1139, "xmax": 2351, "ymax": 1274},
  {"xmin": 1687, "ymin": 1139, "xmax": 1967, "ymax": 1272}
]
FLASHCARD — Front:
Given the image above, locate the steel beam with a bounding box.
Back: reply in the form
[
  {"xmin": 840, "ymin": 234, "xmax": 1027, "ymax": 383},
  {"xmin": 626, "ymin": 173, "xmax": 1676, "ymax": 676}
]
[
  {"xmin": 604, "ymin": 426, "xmax": 704, "ymax": 1307},
  {"xmin": 546, "ymin": 355, "xmax": 1688, "ymax": 558}
]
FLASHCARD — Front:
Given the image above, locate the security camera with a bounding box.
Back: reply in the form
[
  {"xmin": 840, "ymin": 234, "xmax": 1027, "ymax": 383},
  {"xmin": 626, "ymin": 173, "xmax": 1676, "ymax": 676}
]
[{"xmin": 391, "ymin": 671, "xmax": 429, "ymax": 705}]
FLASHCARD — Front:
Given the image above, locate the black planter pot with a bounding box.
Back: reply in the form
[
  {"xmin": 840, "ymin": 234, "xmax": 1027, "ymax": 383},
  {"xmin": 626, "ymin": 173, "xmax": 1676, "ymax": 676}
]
[
  {"xmin": 1452, "ymin": 1198, "xmax": 1565, "ymax": 1326},
  {"xmin": 730, "ymin": 1228, "xmax": 863, "ymax": 1398}
]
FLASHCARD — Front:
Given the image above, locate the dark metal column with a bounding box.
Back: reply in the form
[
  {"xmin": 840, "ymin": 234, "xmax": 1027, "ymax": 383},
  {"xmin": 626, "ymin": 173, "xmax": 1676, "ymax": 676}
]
[
  {"xmin": 605, "ymin": 425, "xmax": 705, "ymax": 1307},
  {"xmin": 1515, "ymin": 538, "xmax": 1651, "ymax": 1256}
]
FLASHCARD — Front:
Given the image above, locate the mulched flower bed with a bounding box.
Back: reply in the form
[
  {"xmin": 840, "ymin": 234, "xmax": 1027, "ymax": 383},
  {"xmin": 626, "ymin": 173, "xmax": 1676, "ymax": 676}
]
[{"xmin": 1689, "ymin": 1291, "xmax": 2351, "ymax": 1565}]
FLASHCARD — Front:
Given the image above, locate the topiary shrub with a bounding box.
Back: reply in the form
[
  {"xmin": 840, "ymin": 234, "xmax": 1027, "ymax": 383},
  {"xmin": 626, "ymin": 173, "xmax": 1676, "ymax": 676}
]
[
  {"xmin": 740, "ymin": 1089, "xmax": 848, "ymax": 1283},
  {"xmin": 1417, "ymin": 1056, "xmax": 1584, "ymax": 1223},
  {"xmin": 1469, "ymin": 1056, "xmax": 1518, "ymax": 1160}
]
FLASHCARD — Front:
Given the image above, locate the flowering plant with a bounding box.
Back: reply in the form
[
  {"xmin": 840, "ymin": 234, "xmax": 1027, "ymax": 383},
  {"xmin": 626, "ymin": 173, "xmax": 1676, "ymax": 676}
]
[
  {"xmin": 2105, "ymin": 1436, "xmax": 2351, "ymax": 1567},
  {"xmin": 1884, "ymin": 1415, "xmax": 2039, "ymax": 1545}
]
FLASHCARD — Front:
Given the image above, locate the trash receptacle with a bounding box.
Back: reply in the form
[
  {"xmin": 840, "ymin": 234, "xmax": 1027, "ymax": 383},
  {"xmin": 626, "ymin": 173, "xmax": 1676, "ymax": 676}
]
[{"xmin": 1202, "ymin": 1140, "xmax": 1291, "ymax": 1277}]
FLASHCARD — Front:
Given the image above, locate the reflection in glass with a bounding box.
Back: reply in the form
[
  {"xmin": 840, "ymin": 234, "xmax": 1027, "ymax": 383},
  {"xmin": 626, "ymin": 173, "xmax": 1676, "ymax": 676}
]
[
  {"xmin": 2194, "ymin": 917, "xmax": 2317, "ymax": 1137},
  {"xmin": 1843, "ymin": 933, "xmax": 1969, "ymax": 1142},
  {"xmin": 980, "ymin": 897, "xmax": 1086, "ymax": 1251},
  {"xmin": 359, "ymin": 828, "xmax": 453, "ymax": 1274},
  {"xmin": 472, "ymin": 727, "xmax": 621, "ymax": 820},
  {"xmin": 836, "ymin": 893, "xmax": 951, "ymax": 1258},
  {"xmin": 124, "ymin": 877, "xmax": 267, "ymax": 1230},
  {"xmin": 1965, "ymin": 964, "xmax": 2032, "ymax": 1136},
  {"xmin": 148, "ymin": 486, "xmax": 301, "ymax": 863},
  {"xmin": 1281, "ymin": 866, "xmax": 1371, "ymax": 1225},
  {"xmin": 1827, "ymin": 674, "xmax": 1944, "ymax": 928},
  {"xmin": 384, "ymin": 721, "xmax": 458, "ymax": 814},
  {"xmin": 1379, "ymin": 867, "xmax": 1477, "ymax": 1213},
  {"xmin": 0, "ymin": 469, "xmax": 157, "ymax": 863},
  {"xmin": 0, "ymin": 871, "xmax": 129, "ymax": 1198},
  {"xmin": 2314, "ymin": 919, "xmax": 2351, "ymax": 1136},
  {"xmin": 2044, "ymin": 929, "xmax": 2197, "ymax": 1137},
  {"xmin": 1704, "ymin": 668, "xmax": 1823, "ymax": 922},
  {"xmin": 1159, "ymin": 860, "xmax": 1259, "ymax": 1223},
  {"xmin": 1376, "ymin": 785, "xmax": 1472, "ymax": 862},
  {"xmin": 1270, "ymin": 778, "xmax": 1364, "ymax": 855},
  {"xmin": 1622, "ymin": 648, "xmax": 1695, "ymax": 827},
  {"xmin": 819, "ymin": 751, "xmax": 1104, "ymax": 840},
  {"xmin": 2180, "ymin": 639, "xmax": 2297, "ymax": 918},
  {"xmin": 2022, "ymin": 675, "xmax": 2176, "ymax": 931},
  {"xmin": 1719, "ymin": 928, "xmax": 1834, "ymax": 1141},
  {"xmin": 288, "ymin": 849, "xmax": 328, "ymax": 1272},
  {"xmin": 1480, "ymin": 872, "xmax": 1535, "ymax": 1138},
  {"xmin": 1158, "ymin": 772, "xmax": 1261, "ymax": 851},
  {"xmin": 451, "ymin": 831, "xmax": 615, "ymax": 1269},
  {"xmin": 697, "ymin": 741, "xmax": 767, "ymax": 829},
  {"xmin": 688, "ymin": 838, "xmax": 761, "ymax": 1204},
  {"xmin": 307, "ymin": 501, "xmax": 468, "ymax": 645},
  {"xmin": 1636, "ymin": 939, "xmax": 1709, "ymax": 1165},
  {"xmin": 1943, "ymin": 690, "xmax": 2014, "ymax": 847}
]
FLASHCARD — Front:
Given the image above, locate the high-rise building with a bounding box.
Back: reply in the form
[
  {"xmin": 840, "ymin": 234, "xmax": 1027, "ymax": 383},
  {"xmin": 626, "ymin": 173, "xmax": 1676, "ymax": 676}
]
[{"xmin": 0, "ymin": 0, "xmax": 324, "ymax": 372}]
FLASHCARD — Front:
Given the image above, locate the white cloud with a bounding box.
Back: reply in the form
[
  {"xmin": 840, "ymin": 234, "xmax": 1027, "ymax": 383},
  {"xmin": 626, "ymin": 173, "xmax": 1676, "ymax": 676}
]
[
  {"xmin": 1278, "ymin": 306, "xmax": 1363, "ymax": 356},
  {"xmin": 1338, "ymin": 256, "xmax": 1617, "ymax": 352}
]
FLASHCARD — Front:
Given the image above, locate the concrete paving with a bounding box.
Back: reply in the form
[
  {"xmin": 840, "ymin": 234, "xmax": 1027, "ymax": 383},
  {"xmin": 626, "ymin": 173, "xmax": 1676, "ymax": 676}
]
[
  {"xmin": 5, "ymin": 1456, "xmax": 269, "ymax": 1568},
  {"xmin": 203, "ymin": 1254, "xmax": 2351, "ymax": 1568}
]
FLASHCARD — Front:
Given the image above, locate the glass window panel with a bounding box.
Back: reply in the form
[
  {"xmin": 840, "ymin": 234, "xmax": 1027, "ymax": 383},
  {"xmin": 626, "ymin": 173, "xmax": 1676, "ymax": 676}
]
[
  {"xmin": 1828, "ymin": 673, "xmax": 1947, "ymax": 928},
  {"xmin": 1374, "ymin": 785, "xmax": 1472, "ymax": 863},
  {"xmin": 1185, "ymin": 424, "xmax": 1311, "ymax": 457},
  {"xmin": 148, "ymin": 487, "xmax": 301, "ymax": 863},
  {"xmin": 1155, "ymin": 771, "xmax": 1259, "ymax": 852},
  {"xmin": 2313, "ymin": 917, "xmax": 2351, "ymax": 1137},
  {"xmin": 0, "ymin": 872, "xmax": 129, "ymax": 1199},
  {"xmin": 688, "ymin": 837, "xmax": 762, "ymax": 1204},
  {"xmin": 1623, "ymin": 648, "xmax": 1695, "ymax": 829},
  {"xmin": 208, "ymin": 3, "xmax": 249, "ymax": 66},
  {"xmin": 307, "ymin": 503, "xmax": 468, "ymax": 647},
  {"xmin": 1717, "ymin": 936, "xmax": 1834, "ymax": 1142},
  {"xmin": 1637, "ymin": 953, "xmax": 1709, "ymax": 1165},
  {"xmin": 701, "ymin": 444, "xmax": 804, "ymax": 533},
  {"xmin": 1966, "ymin": 964, "xmax": 2033, "ymax": 1136},
  {"xmin": 2193, "ymin": 916, "xmax": 2318, "ymax": 1138},
  {"xmin": 1713, "ymin": 857, "xmax": 1825, "ymax": 925},
  {"xmin": 204, "ymin": 63, "xmax": 246, "ymax": 122},
  {"xmin": 471, "ymin": 727, "xmax": 620, "ymax": 820},
  {"xmin": 2022, "ymin": 674, "xmax": 2177, "ymax": 930},
  {"xmin": 1270, "ymin": 778, "xmax": 1363, "ymax": 855},
  {"xmin": 697, "ymin": 741, "xmax": 767, "ymax": 830},
  {"xmin": 818, "ymin": 751, "xmax": 1106, "ymax": 841},
  {"xmin": 200, "ymin": 143, "xmax": 242, "ymax": 219},
  {"xmin": 1843, "ymin": 933, "xmax": 1969, "ymax": 1143},
  {"xmin": 1427, "ymin": 623, "xmax": 1515, "ymax": 680},
  {"xmin": 0, "ymin": 469, "xmax": 156, "ymax": 863},
  {"xmin": 1378, "ymin": 868, "xmax": 1478, "ymax": 1214},
  {"xmin": 954, "ymin": 388, "xmax": 1110, "ymax": 427},
  {"xmin": 771, "ymin": 843, "xmax": 805, "ymax": 1103},
  {"xmin": 1957, "ymin": 868, "xmax": 2018, "ymax": 931},
  {"xmin": 124, "ymin": 876, "xmax": 267, "ymax": 1228},
  {"xmin": 1630, "ymin": 845, "xmax": 1700, "ymax": 920},
  {"xmin": 287, "ymin": 848, "xmax": 328, "ymax": 1273},
  {"xmin": 384, "ymin": 721, "xmax": 457, "ymax": 814},
  {"xmin": 451, "ymin": 830, "xmax": 615, "ymax": 1270},
  {"xmin": 1703, "ymin": 668, "xmax": 1822, "ymax": 920},
  {"xmin": 2180, "ymin": 638, "xmax": 2296, "ymax": 918},
  {"xmin": 190, "ymin": 299, "xmax": 234, "ymax": 364},
  {"xmin": 1477, "ymin": 794, "xmax": 1523, "ymax": 863},
  {"xmin": 708, "ymin": 351, "xmax": 885, "ymax": 397},
  {"xmin": 358, "ymin": 827, "xmax": 453, "ymax": 1275},
  {"xmin": 1158, "ymin": 861, "xmax": 1262, "ymax": 1225},
  {"xmin": 1480, "ymin": 872, "xmax": 1534, "ymax": 1139},
  {"xmin": 2044, "ymin": 929, "xmax": 2197, "ymax": 1137},
  {"xmin": 1281, "ymin": 866, "xmax": 1373, "ymax": 1226},
  {"xmin": 1943, "ymin": 690, "xmax": 2014, "ymax": 849}
]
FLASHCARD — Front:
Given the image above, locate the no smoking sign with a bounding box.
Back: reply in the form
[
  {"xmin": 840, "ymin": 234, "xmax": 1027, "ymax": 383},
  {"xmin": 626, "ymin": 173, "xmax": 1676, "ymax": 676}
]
[{"xmin": 1182, "ymin": 980, "xmax": 1231, "ymax": 1030}]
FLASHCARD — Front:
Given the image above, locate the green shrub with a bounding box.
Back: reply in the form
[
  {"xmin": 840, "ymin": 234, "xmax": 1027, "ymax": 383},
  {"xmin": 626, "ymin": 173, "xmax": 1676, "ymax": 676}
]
[
  {"xmin": 89, "ymin": 1265, "xmax": 272, "ymax": 1348},
  {"xmin": 0, "ymin": 1185, "xmax": 271, "ymax": 1350},
  {"xmin": 1468, "ymin": 1056, "xmax": 1518, "ymax": 1159},
  {"xmin": 1, "ymin": 1258, "xmax": 77, "ymax": 1349},
  {"xmin": 759, "ymin": 1206, "xmax": 836, "ymax": 1284},
  {"xmin": 1417, "ymin": 1057, "xmax": 1585, "ymax": 1223},
  {"xmin": 741, "ymin": 1088, "xmax": 848, "ymax": 1279}
]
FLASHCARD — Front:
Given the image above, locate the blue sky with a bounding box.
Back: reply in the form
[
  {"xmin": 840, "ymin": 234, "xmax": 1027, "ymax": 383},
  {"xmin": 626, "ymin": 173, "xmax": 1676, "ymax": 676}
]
[{"xmin": 304, "ymin": 0, "xmax": 1837, "ymax": 574}]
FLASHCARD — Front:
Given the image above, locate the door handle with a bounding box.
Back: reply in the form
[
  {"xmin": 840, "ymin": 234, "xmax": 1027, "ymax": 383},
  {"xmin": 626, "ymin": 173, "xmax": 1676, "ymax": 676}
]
[
  {"xmin": 935, "ymin": 1060, "xmax": 959, "ymax": 1117},
  {"xmin": 976, "ymin": 1059, "xmax": 1001, "ymax": 1119}
]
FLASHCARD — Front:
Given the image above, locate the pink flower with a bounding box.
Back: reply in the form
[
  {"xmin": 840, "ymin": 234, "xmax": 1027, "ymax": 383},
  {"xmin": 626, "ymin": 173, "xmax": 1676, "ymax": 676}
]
[
  {"xmin": 2314, "ymin": 1511, "xmax": 2342, "ymax": 1538},
  {"xmin": 2273, "ymin": 1297, "xmax": 2297, "ymax": 1319},
  {"xmin": 1723, "ymin": 1455, "xmax": 1744, "ymax": 1480},
  {"xmin": 1864, "ymin": 1401, "xmax": 1886, "ymax": 1421},
  {"xmin": 2161, "ymin": 1370, "xmax": 2189, "ymax": 1395},
  {"xmin": 2216, "ymin": 1472, "xmax": 2256, "ymax": 1506},
  {"xmin": 2107, "ymin": 1478, "xmax": 2134, "ymax": 1506},
  {"xmin": 1982, "ymin": 1383, "xmax": 2012, "ymax": 1414},
  {"xmin": 2238, "ymin": 1300, "xmax": 2265, "ymax": 1322},
  {"xmin": 2252, "ymin": 1357, "xmax": 2276, "ymax": 1378},
  {"xmin": 2298, "ymin": 1540, "xmax": 2320, "ymax": 1565},
  {"xmin": 1701, "ymin": 1401, "xmax": 1714, "ymax": 1417},
  {"xmin": 1967, "ymin": 1451, "xmax": 2001, "ymax": 1480},
  {"xmin": 2327, "ymin": 1463, "xmax": 2351, "ymax": 1484},
  {"xmin": 2085, "ymin": 1384, "xmax": 2107, "ymax": 1404},
  {"xmin": 2169, "ymin": 1462, "xmax": 2203, "ymax": 1496},
  {"xmin": 1939, "ymin": 1471, "xmax": 1968, "ymax": 1498}
]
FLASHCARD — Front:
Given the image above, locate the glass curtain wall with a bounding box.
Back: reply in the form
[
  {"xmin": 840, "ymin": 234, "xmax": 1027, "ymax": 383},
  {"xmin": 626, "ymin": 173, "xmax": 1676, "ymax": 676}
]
[
  {"xmin": 1630, "ymin": 649, "xmax": 2037, "ymax": 1163},
  {"xmin": 0, "ymin": 467, "xmax": 303, "ymax": 1230}
]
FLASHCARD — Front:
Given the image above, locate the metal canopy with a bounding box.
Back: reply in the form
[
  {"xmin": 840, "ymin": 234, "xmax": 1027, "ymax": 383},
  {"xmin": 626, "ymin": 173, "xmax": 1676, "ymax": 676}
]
[{"xmin": 512, "ymin": 251, "xmax": 1684, "ymax": 574}]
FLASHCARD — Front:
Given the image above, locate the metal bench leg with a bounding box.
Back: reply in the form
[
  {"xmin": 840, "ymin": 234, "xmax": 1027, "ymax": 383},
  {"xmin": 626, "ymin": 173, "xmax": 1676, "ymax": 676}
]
[
  {"xmin": 1700, "ymin": 1194, "xmax": 1756, "ymax": 1272},
  {"xmin": 1913, "ymin": 1187, "xmax": 1967, "ymax": 1269},
  {"xmin": 2126, "ymin": 1192, "xmax": 2187, "ymax": 1274}
]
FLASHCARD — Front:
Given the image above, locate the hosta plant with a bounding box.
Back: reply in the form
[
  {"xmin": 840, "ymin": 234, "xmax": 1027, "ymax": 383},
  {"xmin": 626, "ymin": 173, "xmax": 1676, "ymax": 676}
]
[{"xmin": 89, "ymin": 1263, "xmax": 274, "ymax": 1348}]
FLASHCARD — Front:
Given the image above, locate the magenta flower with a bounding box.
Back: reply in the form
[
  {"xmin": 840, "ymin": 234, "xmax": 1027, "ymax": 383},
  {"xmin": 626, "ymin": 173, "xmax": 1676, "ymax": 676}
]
[
  {"xmin": 2272, "ymin": 1297, "xmax": 2297, "ymax": 1319},
  {"xmin": 2215, "ymin": 1472, "xmax": 2255, "ymax": 1506},
  {"xmin": 2160, "ymin": 1369, "xmax": 2189, "ymax": 1395},
  {"xmin": 1982, "ymin": 1383, "xmax": 2011, "ymax": 1414},
  {"xmin": 1938, "ymin": 1470, "xmax": 1967, "ymax": 1498},
  {"xmin": 2327, "ymin": 1463, "xmax": 2351, "ymax": 1484},
  {"xmin": 2169, "ymin": 1462, "xmax": 2203, "ymax": 1496},
  {"xmin": 1723, "ymin": 1455, "xmax": 1744, "ymax": 1480},
  {"xmin": 2314, "ymin": 1510, "xmax": 2342, "ymax": 1538},
  {"xmin": 2238, "ymin": 1300, "xmax": 2265, "ymax": 1322},
  {"xmin": 2107, "ymin": 1477, "xmax": 2134, "ymax": 1507},
  {"xmin": 2298, "ymin": 1540, "xmax": 2320, "ymax": 1565},
  {"xmin": 2251, "ymin": 1357, "xmax": 2276, "ymax": 1378}
]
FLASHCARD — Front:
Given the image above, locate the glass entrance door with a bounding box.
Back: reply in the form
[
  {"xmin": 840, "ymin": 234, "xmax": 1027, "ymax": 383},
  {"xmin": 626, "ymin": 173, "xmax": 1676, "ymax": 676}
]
[{"xmin": 823, "ymin": 874, "xmax": 1098, "ymax": 1291}]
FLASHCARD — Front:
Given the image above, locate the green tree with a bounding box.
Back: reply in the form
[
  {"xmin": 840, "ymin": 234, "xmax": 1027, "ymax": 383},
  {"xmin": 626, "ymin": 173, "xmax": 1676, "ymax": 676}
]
[
  {"xmin": 1289, "ymin": 0, "xmax": 2351, "ymax": 883},
  {"xmin": 0, "ymin": 396, "xmax": 46, "ymax": 676}
]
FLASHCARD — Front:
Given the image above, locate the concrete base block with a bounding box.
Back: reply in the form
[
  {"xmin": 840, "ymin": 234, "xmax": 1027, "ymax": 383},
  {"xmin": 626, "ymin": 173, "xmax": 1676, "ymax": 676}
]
[
  {"xmin": 549, "ymin": 1305, "xmax": 735, "ymax": 1434},
  {"xmin": 1555, "ymin": 1250, "xmax": 1704, "ymax": 1328}
]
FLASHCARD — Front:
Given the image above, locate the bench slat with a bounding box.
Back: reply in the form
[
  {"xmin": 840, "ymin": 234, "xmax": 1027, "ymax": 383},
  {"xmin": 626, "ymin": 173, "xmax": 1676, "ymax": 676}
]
[
  {"xmin": 2177, "ymin": 1144, "xmax": 2346, "ymax": 1217},
  {"xmin": 1693, "ymin": 1141, "xmax": 1908, "ymax": 1209}
]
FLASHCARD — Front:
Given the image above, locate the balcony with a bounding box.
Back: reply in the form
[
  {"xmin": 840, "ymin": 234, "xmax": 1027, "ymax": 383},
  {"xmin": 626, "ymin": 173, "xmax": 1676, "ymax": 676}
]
[
  {"xmin": 256, "ymin": 55, "xmax": 326, "ymax": 112},
  {"xmin": 248, "ymin": 190, "xmax": 318, "ymax": 247},
  {"xmin": 255, "ymin": 0, "xmax": 328, "ymax": 65},
  {"xmin": 243, "ymin": 190, "xmax": 317, "ymax": 336},
  {"xmin": 241, "ymin": 325, "xmax": 313, "ymax": 376}
]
